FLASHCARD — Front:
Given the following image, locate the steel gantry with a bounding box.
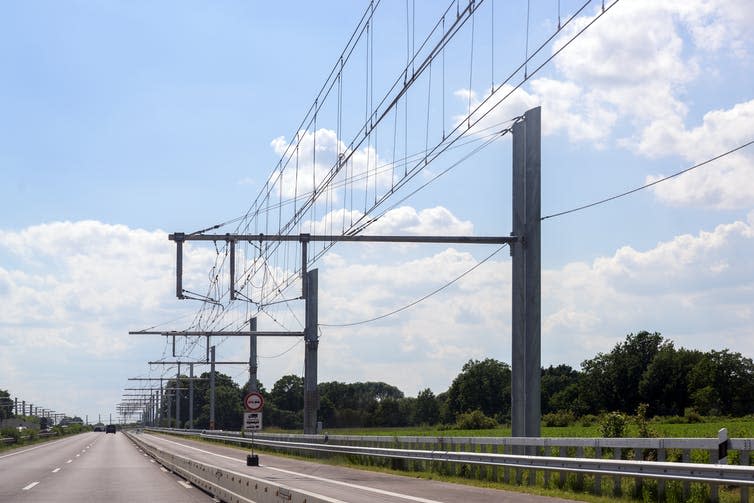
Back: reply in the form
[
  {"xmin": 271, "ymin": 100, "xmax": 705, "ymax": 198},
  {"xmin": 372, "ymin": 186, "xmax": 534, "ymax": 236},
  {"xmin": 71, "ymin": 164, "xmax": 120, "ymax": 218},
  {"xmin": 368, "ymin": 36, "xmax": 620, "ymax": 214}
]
[{"xmin": 162, "ymin": 107, "xmax": 541, "ymax": 436}]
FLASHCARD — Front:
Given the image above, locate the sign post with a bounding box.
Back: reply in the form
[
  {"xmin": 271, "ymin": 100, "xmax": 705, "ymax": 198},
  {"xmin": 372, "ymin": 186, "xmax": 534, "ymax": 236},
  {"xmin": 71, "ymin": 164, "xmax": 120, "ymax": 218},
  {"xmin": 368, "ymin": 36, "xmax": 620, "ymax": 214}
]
[{"xmin": 242, "ymin": 392, "xmax": 264, "ymax": 466}]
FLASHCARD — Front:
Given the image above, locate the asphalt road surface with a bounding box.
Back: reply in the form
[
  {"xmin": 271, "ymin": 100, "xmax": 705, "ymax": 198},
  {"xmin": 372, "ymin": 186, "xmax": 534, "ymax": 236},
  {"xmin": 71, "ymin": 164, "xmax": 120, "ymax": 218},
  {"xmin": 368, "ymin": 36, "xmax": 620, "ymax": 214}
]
[
  {"xmin": 136, "ymin": 431, "xmax": 578, "ymax": 503},
  {"xmin": 0, "ymin": 431, "xmax": 215, "ymax": 502}
]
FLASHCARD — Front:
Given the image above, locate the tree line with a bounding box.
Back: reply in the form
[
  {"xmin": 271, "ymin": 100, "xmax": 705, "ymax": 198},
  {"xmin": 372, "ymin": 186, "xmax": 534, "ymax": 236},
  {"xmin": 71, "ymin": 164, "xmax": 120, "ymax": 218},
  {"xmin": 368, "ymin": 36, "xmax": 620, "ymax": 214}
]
[{"xmin": 158, "ymin": 331, "xmax": 754, "ymax": 430}]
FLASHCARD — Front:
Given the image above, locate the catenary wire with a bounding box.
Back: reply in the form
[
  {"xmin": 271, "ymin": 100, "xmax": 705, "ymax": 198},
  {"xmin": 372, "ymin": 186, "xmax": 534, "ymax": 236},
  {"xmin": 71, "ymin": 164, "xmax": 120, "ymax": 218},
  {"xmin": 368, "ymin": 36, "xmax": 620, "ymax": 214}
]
[
  {"xmin": 541, "ymin": 139, "xmax": 754, "ymax": 221},
  {"xmin": 320, "ymin": 243, "xmax": 508, "ymax": 328}
]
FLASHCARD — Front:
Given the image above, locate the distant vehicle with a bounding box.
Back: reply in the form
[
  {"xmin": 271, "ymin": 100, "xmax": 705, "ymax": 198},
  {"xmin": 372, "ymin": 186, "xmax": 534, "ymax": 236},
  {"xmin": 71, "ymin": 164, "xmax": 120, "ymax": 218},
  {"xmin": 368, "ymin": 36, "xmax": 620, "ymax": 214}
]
[
  {"xmin": 105, "ymin": 424, "xmax": 116, "ymax": 434},
  {"xmin": 93, "ymin": 424, "xmax": 105, "ymax": 432}
]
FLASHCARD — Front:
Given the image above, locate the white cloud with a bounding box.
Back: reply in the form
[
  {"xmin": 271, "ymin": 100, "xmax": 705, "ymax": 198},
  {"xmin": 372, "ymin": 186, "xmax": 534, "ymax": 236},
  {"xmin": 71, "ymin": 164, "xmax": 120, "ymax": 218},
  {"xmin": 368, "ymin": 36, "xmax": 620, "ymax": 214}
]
[
  {"xmin": 543, "ymin": 212, "xmax": 754, "ymax": 363},
  {"xmin": 456, "ymin": 0, "xmax": 754, "ymax": 208},
  {"xmin": 0, "ymin": 221, "xmax": 208, "ymax": 355},
  {"xmin": 317, "ymin": 212, "xmax": 754, "ymax": 392},
  {"xmin": 640, "ymin": 100, "xmax": 754, "ymax": 209},
  {"xmin": 268, "ymin": 128, "xmax": 389, "ymax": 201},
  {"xmin": 2, "ymin": 212, "xmax": 753, "ymax": 402}
]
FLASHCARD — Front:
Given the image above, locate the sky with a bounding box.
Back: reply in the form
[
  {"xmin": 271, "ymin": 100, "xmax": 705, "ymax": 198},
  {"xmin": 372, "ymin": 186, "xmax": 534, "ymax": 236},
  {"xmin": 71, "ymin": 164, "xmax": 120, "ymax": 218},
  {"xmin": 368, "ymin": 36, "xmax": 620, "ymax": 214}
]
[{"xmin": 1, "ymin": 0, "xmax": 753, "ymax": 424}]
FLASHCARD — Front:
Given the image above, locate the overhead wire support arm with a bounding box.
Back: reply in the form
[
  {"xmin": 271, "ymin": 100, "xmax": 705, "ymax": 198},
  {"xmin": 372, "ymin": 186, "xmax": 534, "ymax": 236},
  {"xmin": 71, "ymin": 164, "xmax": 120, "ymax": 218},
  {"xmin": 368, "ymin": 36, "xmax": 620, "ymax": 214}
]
[
  {"xmin": 129, "ymin": 330, "xmax": 304, "ymax": 337},
  {"xmin": 169, "ymin": 233, "xmax": 517, "ymax": 244}
]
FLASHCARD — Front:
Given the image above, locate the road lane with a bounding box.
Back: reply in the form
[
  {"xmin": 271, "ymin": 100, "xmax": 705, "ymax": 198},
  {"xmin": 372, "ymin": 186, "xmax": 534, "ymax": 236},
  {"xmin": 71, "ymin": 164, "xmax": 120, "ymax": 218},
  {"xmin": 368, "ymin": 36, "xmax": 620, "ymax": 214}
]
[
  {"xmin": 0, "ymin": 432, "xmax": 99, "ymax": 501},
  {"xmin": 1, "ymin": 431, "xmax": 215, "ymax": 502},
  {"xmin": 139, "ymin": 431, "xmax": 576, "ymax": 503}
]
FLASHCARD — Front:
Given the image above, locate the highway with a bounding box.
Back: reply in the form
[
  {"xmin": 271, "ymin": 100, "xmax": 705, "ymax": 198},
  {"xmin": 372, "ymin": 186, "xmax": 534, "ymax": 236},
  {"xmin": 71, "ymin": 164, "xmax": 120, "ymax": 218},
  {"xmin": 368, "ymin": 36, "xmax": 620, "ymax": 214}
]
[
  {"xmin": 0, "ymin": 430, "xmax": 577, "ymax": 502},
  {"xmin": 135, "ymin": 430, "xmax": 576, "ymax": 503},
  {"xmin": 0, "ymin": 431, "xmax": 214, "ymax": 502}
]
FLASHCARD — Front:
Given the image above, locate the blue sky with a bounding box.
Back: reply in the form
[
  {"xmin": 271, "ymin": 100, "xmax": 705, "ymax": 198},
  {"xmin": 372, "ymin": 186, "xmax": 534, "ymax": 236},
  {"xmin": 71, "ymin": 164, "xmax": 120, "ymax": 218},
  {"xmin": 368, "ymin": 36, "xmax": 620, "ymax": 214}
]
[{"xmin": 1, "ymin": 0, "xmax": 753, "ymax": 424}]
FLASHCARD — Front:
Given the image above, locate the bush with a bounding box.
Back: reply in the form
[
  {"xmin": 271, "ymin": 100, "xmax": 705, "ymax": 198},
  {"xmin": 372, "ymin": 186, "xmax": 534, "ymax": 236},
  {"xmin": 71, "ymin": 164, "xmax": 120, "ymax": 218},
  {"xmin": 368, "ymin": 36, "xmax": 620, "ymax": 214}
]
[
  {"xmin": 684, "ymin": 408, "xmax": 703, "ymax": 423},
  {"xmin": 599, "ymin": 412, "xmax": 628, "ymax": 438},
  {"xmin": 455, "ymin": 410, "xmax": 498, "ymax": 430},
  {"xmin": 579, "ymin": 414, "xmax": 598, "ymax": 427},
  {"xmin": 1, "ymin": 428, "xmax": 20, "ymax": 443},
  {"xmin": 542, "ymin": 410, "xmax": 576, "ymax": 427}
]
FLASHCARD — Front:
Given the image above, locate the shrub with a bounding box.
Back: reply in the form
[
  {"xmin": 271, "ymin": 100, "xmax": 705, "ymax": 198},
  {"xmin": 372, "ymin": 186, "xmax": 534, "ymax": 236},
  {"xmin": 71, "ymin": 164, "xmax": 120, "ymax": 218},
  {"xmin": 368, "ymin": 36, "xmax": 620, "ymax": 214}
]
[
  {"xmin": 684, "ymin": 408, "xmax": 703, "ymax": 423},
  {"xmin": 542, "ymin": 410, "xmax": 576, "ymax": 427},
  {"xmin": 599, "ymin": 411, "xmax": 628, "ymax": 438},
  {"xmin": 1, "ymin": 428, "xmax": 20, "ymax": 443},
  {"xmin": 579, "ymin": 414, "xmax": 598, "ymax": 427},
  {"xmin": 455, "ymin": 410, "xmax": 498, "ymax": 430}
]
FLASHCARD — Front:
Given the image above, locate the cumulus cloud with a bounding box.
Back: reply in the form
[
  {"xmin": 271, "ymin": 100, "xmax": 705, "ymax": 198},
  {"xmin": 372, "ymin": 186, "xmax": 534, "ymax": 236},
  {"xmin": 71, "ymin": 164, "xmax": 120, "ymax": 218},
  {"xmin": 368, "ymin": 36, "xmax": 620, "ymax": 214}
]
[
  {"xmin": 268, "ymin": 128, "xmax": 389, "ymax": 201},
  {"xmin": 3, "ymin": 212, "xmax": 753, "ymax": 400},
  {"xmin": 316, "ymin": 212, "xmax": 754, "ymax": 392},
  {"xmin": 543, "ymin": 212, "xmax": 754, "ymax": 363},
  {"xmin": 640, "ymin": 100, "xmax": 754, "ymax": 209},
  {"xmin": 457, "ymin": 0, "xmax": 754, "ymax": 208},
  {"xmin": 0, "ymin": 221, "xmax": 209, "ymax": 355}
]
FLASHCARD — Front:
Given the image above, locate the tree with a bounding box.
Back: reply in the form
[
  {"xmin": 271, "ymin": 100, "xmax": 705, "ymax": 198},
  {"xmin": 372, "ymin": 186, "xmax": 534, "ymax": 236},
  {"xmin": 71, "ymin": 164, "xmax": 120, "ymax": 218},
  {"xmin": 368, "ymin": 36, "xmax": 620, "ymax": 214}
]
[
  {"xmin": 446, "ymin": 359, "xmax": 511, "ymax": 422},
  {"xmin": 541, "ymin": 365, "xmax": 582, "ymax": 414},
  {"xmin": 579, "ymin": 331, "xmax": 668, "ymax": 414},
  {"xmin": 317, "ymin": 380, "xmax": 405, "ymax": 428},
  {"xmin": 270, "ymin": 375, "xmax": 303, "ymax": 412},
  {"xmin": 0, "ymin": 389, "xmax": 13, "ymax": 421},
  {"xmin": 415, "ymin": 388, "xmax": 440, "ymax": 425},
  {"xmin": 687, "ymin": 350, "xmax": 754, "ymax": 416},
  {"xmin": 191, "ymin": 371, "xmax": 244, "ymax": 429},
  {"xmin": 639, "ymin": 346, "xmax": 704, "ymax": 416}
]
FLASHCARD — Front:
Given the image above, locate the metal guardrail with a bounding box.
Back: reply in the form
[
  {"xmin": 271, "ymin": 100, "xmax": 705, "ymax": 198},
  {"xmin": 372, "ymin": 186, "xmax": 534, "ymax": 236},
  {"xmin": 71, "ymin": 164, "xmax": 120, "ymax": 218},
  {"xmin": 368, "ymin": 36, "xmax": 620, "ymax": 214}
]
[
  {"xmin": 148, "ymin": 427, "xmax": 754, "ymax": 502},
  {"xmin": 126, "ymin": 430, "xmax": 339, "ymax": 503}
]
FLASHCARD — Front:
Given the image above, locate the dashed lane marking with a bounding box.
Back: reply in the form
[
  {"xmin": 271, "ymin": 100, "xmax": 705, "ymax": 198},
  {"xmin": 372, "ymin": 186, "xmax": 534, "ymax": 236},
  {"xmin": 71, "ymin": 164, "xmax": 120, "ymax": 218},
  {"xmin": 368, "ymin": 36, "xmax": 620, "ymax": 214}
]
[
  {"xmin": 177, "ymin": 480, "xmax": 192, "ymax": 489},
  {"xmin": 22, "ymin": 482, "xmax": 39, "ymax": 491},
  {"xmin": 66, "ymin": 459, "xmax": 73, "ymax": 464},
  {"xmin": 52, "ymin": 468, "xmax": 61, "ymax": 473}
]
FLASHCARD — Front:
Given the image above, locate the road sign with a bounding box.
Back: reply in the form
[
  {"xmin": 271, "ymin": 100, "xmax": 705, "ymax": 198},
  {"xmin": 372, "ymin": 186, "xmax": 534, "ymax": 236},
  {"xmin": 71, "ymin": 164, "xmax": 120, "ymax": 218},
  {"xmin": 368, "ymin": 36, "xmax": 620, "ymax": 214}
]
[
  {"xmin": 243, "ymin": 412, "xmax": 262, "ymax": 431},
  {"xmin": 243, "ymin": 392, "xmax": 264, "ymax": 412}
]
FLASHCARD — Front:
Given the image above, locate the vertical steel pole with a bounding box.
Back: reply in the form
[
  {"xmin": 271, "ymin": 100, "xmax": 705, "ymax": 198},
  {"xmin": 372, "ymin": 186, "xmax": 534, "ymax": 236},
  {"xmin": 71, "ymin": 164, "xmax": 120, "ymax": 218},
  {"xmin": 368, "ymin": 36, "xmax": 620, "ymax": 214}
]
[
  {"xmin": 249, "ymin": 317, "xmax": 258, "ymax": 392},
  {"xmin": 210, "ymin": 346, "xmax": 216, "ymax": 430},
  {"xmin": 159, "ymin": 382, "xmax": 163, "ymax": 425},
  {"xmin": 166, "ymin": 383, "xmax": 172, "ymax": 428},
  {"xmin": 303, "ymin": 269, "xmax": 319, "ymax": 434},
  {"xmin": 189, "ymin": 363, "xmax": 194, "ymax": 429},
  {"xmin": 511, "ymin": 107, "xmax": 541, "ymax": 439},
  {"xmin": 176, "ymin": 362, "xmax": 181, "ymax": 429},
  {"xmin": 175, "ymin": 233, "xmax": 184, "ymax": 299},
  {"xmin": 229, "ymin": 238, "xmax": 236, "ymax": 300}
]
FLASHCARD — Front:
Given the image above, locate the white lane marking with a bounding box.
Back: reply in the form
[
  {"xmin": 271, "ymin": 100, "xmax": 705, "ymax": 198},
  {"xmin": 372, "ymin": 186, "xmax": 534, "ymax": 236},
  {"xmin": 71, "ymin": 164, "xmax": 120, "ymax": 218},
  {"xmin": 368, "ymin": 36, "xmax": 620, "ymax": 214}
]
[
  {"xmin": 177, "ymin": 480, "xmax": 192, "ymax": 489},
  {"xmin": 149, "ymin": 435, "xmax": 445, "ymax": 503},
  {"xmin": 160, "ymin": 467, "xmax": 168, "ymax": 473},
  {"xmin": 66, "ymin": 459, "xmax": 73, "ymax": 464},
  {"xmin": 52, "ymin": 468, "xmax": 61, "ymax": 473},
  {"xmin": 23, "ymin": 482, "xmax": 40, "ymax": 491},
  {"xmin": 265, "ymin": 465, "xmax": 445, "ymax": 503},
  {"xmin": 150, "ymin": 459, "xmax": 155, "ymax": 463},
  {"xmin": 75, "ymin": 454, "xmax": 80, "ymax": 458}
]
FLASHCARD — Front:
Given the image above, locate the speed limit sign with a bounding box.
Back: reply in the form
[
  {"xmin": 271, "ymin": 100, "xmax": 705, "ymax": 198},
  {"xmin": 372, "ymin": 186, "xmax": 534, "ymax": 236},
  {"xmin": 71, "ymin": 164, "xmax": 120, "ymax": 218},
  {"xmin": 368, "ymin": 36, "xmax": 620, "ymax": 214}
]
[{"xmin": 243, "ymin": 392, "xmax": 264, "ymax": 412}]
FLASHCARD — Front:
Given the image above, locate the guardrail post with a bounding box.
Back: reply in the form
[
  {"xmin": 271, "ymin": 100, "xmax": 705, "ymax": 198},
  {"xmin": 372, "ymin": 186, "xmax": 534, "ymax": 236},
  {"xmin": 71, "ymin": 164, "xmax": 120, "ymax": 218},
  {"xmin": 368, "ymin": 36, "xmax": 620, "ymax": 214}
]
[
  {"xmin": 593, "ymin": 445, "xmax": 602, "ymax": 495},
  {"xmin": 711, "ymin": 442, "xmax": 720, "ymax": 502},
  {"xmin": 613, "ymin": 447, "xmax": 622, "ymax": 497},
  {"xmin": 657, "ymin": 446, "xmax": 666, "ymax": 500},
  {"xmin": 742, "ymin": 448, "xmax": 751, "ymax": 503}
]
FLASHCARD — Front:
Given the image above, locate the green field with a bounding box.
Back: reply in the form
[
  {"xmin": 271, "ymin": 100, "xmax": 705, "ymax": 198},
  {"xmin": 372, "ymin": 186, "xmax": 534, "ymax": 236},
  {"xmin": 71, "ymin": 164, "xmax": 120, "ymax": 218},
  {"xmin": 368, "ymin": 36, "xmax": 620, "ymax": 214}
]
[{"xmin": 295, "ymin": 416, "xmax": 754, "ymax": 439}]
